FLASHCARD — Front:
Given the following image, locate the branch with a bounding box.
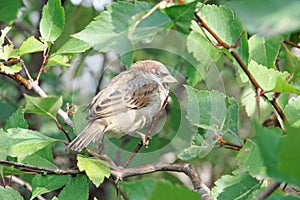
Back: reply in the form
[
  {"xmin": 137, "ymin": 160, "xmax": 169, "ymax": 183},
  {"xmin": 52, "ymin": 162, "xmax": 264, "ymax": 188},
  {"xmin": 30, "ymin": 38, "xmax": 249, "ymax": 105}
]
[
  {"xmin": 113, "ymin": 162, "xmax": 211, "ymax": 200},
  {"xmin": 194, "ymin": 12, "xmax": 288, "ymax": 123},
  {"xmin": 0, "ymin": 160, "xmax": 211, "ymax": 200},
  {"xmin": 257, "ymin": 181, "xmax": 281, "ymax": 200}
]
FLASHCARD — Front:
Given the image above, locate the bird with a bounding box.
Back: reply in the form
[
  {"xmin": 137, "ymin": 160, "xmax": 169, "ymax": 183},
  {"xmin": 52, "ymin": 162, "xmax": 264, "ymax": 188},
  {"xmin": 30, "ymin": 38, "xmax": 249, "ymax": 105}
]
[{"xmin": 67, "ymin": 60, "xmax": 177, "ymax": 152}]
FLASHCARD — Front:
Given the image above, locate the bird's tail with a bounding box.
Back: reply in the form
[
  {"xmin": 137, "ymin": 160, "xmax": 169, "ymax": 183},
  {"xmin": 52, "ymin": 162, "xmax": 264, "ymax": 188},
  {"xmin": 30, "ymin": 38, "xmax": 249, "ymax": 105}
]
[{"xmin": 67, "ymin": 120, "xmax": 106, "ymax": 152}]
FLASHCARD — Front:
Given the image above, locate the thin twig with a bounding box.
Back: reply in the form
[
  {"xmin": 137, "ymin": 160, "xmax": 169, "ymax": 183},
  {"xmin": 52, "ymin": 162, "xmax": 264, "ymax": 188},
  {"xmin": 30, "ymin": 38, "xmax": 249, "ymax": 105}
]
[
  {"xmin": 283, "ymin": 39, "xmax": 300, "ymax": 49},
  {"xmin": 20, "ymin": 59, "xmax": 33, "ymax": 81},
  {"xmin": 194, "ymin": 12, "xmax": 288, "ymax": 123},
  {"xmin": 257, "ymin": 181, "xmax": 281, "ymax": 200},
  {"xmin": 122, "ymin": 92, "xmax": 170, "ymax": 168},
  {"xmin": 0, "ymin": 160, "xmax": 80, "ymax": 175},
  {"xmin": 36, "ymin": 47, "xmax": 50, "ymax": 83}
]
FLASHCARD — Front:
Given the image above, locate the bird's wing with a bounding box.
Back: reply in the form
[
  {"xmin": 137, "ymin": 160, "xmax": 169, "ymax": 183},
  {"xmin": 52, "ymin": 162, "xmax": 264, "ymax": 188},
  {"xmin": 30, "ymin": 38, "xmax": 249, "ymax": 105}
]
[{"xmin": 87, "ymin": 73, "xmax": 159, "ymax": 120}]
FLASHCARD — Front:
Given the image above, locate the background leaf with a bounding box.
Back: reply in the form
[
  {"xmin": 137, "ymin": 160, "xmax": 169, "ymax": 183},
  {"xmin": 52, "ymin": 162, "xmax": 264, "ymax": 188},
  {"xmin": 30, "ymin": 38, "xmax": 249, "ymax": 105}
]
[
  {"xmin": 39, "ymin": 0, "xmax": 65, "ymax": 42},
  {"xmin": 0, "ymin": 0, "xmax": 23, "ymax": 24},
  {"xmin": 223, "ymin": 0, "xmax": 300, "ymax": 36}
]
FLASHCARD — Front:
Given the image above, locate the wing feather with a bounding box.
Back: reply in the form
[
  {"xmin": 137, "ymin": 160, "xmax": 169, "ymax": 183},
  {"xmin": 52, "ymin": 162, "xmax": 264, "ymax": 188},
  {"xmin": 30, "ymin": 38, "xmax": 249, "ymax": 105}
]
[{"xmin": 86, "ymin": 72, "xmax": 159, "ymax": 120}]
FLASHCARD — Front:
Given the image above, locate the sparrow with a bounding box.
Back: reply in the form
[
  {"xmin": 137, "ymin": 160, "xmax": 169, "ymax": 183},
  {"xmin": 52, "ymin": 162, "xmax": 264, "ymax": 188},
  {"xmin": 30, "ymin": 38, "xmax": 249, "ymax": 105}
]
[{"xmin": 67, "ymin": 60, "xmax": 177, "ymax": 152}]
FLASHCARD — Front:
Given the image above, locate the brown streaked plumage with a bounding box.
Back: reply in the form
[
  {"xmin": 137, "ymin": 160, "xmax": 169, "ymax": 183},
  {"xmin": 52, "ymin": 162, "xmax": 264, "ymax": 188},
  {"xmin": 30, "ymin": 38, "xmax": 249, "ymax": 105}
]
[{"xmin": 67, "ymin": 60, "xmax": 177, "ymax": 152}]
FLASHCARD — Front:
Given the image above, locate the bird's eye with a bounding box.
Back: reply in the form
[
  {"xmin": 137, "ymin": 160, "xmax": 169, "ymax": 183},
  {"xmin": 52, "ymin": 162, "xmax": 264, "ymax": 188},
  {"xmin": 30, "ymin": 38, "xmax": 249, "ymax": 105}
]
[{"xmin": 154, "ymin": 70, "xmax": 161, "ymax": 76}]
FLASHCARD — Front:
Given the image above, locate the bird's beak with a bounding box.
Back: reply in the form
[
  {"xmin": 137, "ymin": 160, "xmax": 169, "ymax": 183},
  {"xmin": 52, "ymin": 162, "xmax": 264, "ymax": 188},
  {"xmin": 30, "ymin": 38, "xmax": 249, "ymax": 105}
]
[{"xmin": 163, "ymin": 74, "xmax": 177, "ymax": 83}]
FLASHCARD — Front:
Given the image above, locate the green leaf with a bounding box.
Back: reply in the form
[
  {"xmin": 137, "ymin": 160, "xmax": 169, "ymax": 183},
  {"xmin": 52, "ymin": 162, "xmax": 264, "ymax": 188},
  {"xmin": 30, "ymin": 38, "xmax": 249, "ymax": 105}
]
[
  {"xmin": 186, "ymin": 30, "xmax": 221, "ymax": 85},
  {"xmin": 77, "ymin": 155, "xmax": 111, "ymax": 187},
  {"xmin": 211, "ymin": 171, "xmax": 261, "ymax": 200},
  {"xmin": 73, "ymin": 10, "xmax": 118, "ymax": 52},
  {"xmin": 236, "ymin": 140, "xmax": 267, "ymax": 178},
  {"xmin": 19, "ymin": 36, "xmax": 47, "ymax": 55},
  {"xmin": 0, "ymin": 0, "xmax": 23, "ymax": 24},
  {"xmin": 185, "ymin": 86, "xmax": 241, "ymax": 145},
  {"xmin": 284, "ymin": 96, "xmax": 300, "ymax": 127},
  {"xmin": 24, "ymin": 95, "xmax": 63, "ymax": 120},
  {"xmin": 4, "ymin": 107, "xmax": 28, "ymax": 131},
  {"xmin": 224, "ymin": 0, "xmax": 300, "ymax": 36},
  {"xmin": 58, "ymin": 175, "xmax": 88, "ymax": 200},
  {"xmin": 0, "ymin": 128, "xmax": 59, "ymax": 158},
  {"xmin": 39, "ymin": 0, "xmax": 65, "ymax": 42},
  {"xmin": 31, "ymin": 175, "xmax": 71, "ymax": 200},
  {"xmin": 21, "ymin": 146, "xmax": 56, "ymax": 168},
  {"xmin": 255, "ymin": 125, "xmax": 282, "ymax": 177},
  {"xmin": 0, "ymin": 27, "xmax": 11, "ymax": 46},
  {"xmin": 283, "ymin": 43, "xmax": 300, "ymax": 77},
  {"xmin": 178, "ymin": 133, "xmax": 211, "ymax": 160},
  {"xmin": 0, "ymin": 62, "xmax": 22, "ymax": 74},
  {"xmin": 46, "ymin": 55, "xmax": 70, "ymax": 67},
  {"xmin": 1, "ymin": 165, "xmax": 27, "ymax": 176},
  {"xmin": 149, "ymin": 180, "xmax": 199, "ymax": 200},
  {"xmin": 120, "ymin": 178, "xmax": 199, "ymax": 200},
  {"xmin": 164, "ymin": 1, "xmax": 197, "ymax": 34},
  {"xmin": 199, "ymin": 4, "xmax": 249, "ymax": 64},
  {"xmin": 0, "ymin": 186, "xmax": 23, "ymax": 200},
  {"xmin": 132, "ymin": 5, "xmax": 172, "ymax": 39},
  {"xmin": 54, "ymin": 38, "xmax": 90, "ymax": 55},
  {"xmin": 120, "ymin": 179, "xmax": 157, "ymax": 200},
  {"xmin": 110, "ymin": 1, "xmax": 153, "ymax": 33},
  {"xmin": 0, "ymin": 44, "xmax": 18, "ymax": 61},
  {"xmin": 278, "ymin": 125, "xmax": 300, "ymax": 185},
  {"xmin": 256, "ymin": 124, "xmax": 300, "ymax": 186},
  {"xmin": 248, "ymin": 60, "xmax": 300, "ymax": 94},
  {"xmin": 249, "ymin": 35, "xmax": 284, "ymax": 68},
  {"xmin": 74, "ymin": 1, "xmax": 171, "ymax": 52},
  {"xmin": 116, "ymin": 36, "xmax": 134, "ymax": 67}
]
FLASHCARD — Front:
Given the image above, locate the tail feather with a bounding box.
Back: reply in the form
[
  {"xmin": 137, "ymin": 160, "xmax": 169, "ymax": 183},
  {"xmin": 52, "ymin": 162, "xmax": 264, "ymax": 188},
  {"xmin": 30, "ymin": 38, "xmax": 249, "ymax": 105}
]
[{"xmin": 67, "ymin": 121, "xmax": 106, "ymax": 152}]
